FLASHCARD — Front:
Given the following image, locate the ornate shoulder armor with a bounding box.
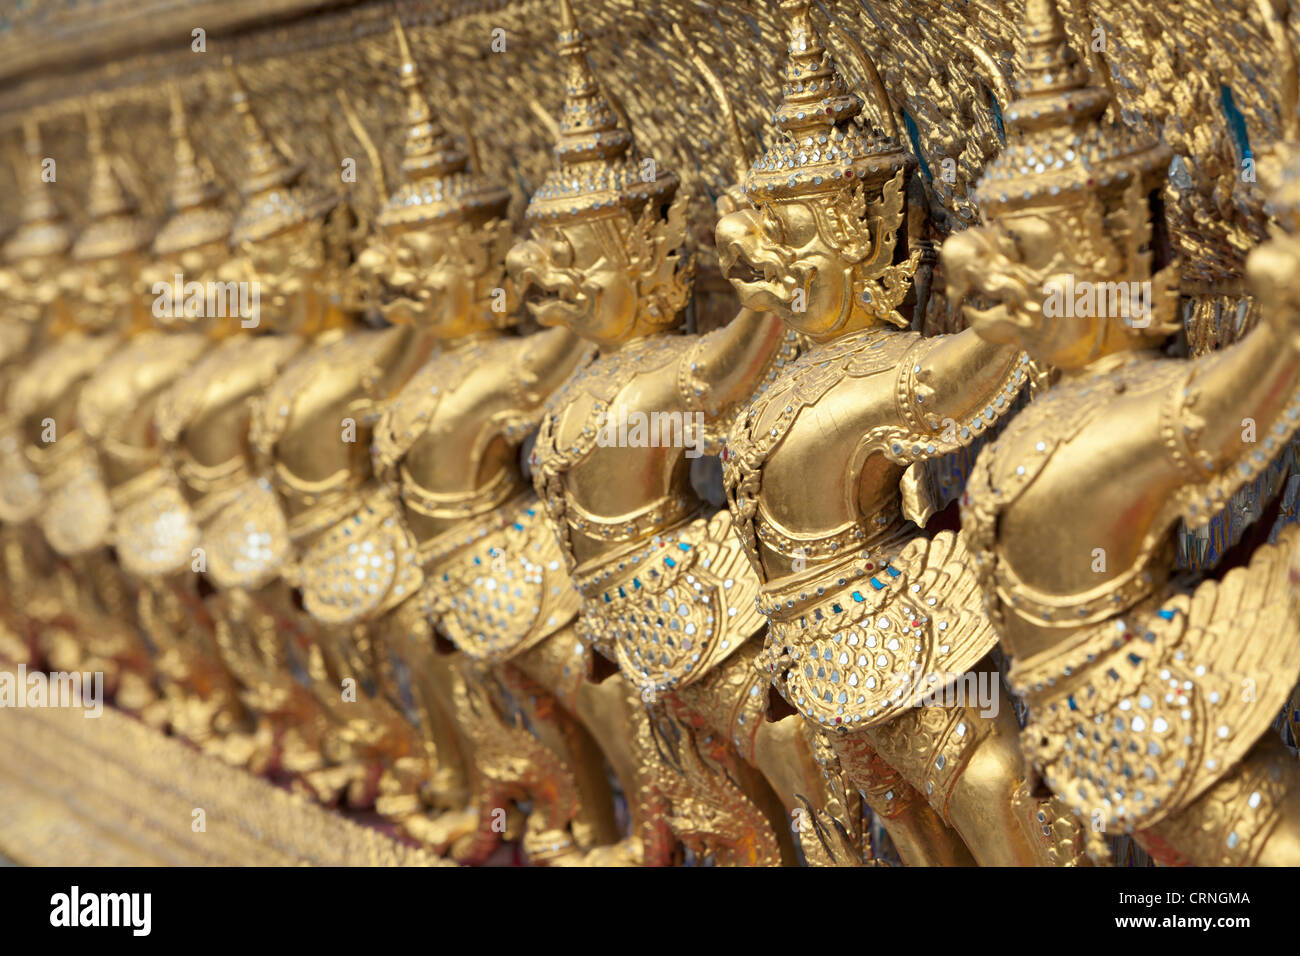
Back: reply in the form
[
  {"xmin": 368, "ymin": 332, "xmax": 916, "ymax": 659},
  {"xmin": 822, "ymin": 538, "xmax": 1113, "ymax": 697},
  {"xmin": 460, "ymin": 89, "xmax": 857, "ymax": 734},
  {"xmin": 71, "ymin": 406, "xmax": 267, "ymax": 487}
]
[
  {"xmin": 863, "ymin": 339, "xmax": 1032, "ymax": 467},
  {"xmin": 10, "ymin": 332, "xmax": 122, "ymax": 432},
  {"xmin": 678, "ymin": 325, "xmax": 801, "ymax": 454},
  {"xmin": 1152, "ymin": 369, "xmax": 1300, "ymax": 540},
  {"xmin": 157, "ymin": 335, "xmax": 304, "ymax": 455},
  {"xmin": 370, "ymin": 339, "xmax": 492, "ymax": 486},
  {"xmin": 76, "ymin": 330, "xmax": 208, "ymax": 466}
]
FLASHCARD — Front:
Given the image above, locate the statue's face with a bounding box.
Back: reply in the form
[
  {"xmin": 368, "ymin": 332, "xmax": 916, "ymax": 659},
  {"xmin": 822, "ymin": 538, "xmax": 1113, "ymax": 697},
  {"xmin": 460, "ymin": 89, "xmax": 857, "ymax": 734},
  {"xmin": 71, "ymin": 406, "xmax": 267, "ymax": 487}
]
[
  {"xmin": 506, "ymin": 216, "xmax": 638, "ymax": 347},
  {"xmin": 942, "ymin": 208, "xmax": 1120, "ymax": 368},
  {"xmin": 233, "ymin": 221, "xmax": 327, "ymax": 333},
  {"xmin": 423, "ymin": 233, "xmax": 474, "ymax": 334},
  {"xmin": 65, "ymin": 252, "xmax": 140, "ymax": 330},
  {"xmin": 0, "ymin": 257, "xmax": 63, "ymax": 323},
  {"xmin": 358, "ymin": 222, "xmax": 499, "ymax": 336},
  {"xmin": 357, "ymin": 227, "xmax": 439, "ymax": 328},
  {"xmin": 140, "ymin": 241, "xmax": 229, "ymax": 332},
  {"xmin": 716, "ymin": 196, "xmax": 849, "ymax": 339}
]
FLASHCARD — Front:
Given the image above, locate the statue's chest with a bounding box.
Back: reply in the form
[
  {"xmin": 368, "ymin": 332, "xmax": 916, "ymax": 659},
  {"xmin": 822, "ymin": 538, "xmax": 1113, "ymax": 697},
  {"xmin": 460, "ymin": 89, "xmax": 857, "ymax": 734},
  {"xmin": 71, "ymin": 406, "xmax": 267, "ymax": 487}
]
[
  {"xmin": 961, "ymin": 358, "xmax": 1184, "ymax": 626},
  {"xmin": 535, "ymin": 336, "xmax": 687, "ymax": 486},
  {"xmin": 377, "ymin": 345, "xmax": 489, "ymax": 459},
  {"xmin": 252, "ymin": 331, "xmax": 391, "ymax": 456},
  {"xmin": 724, "ymin": 329, "xmax": 906, "ymax": 502},
  {"xmin": 973, "ymin": 360, "xmax": 1181, "ymax": 519},
  {"xmin": 79, "ymin": 332, "xmax": 208, "ymax": 440},
  {"xmin": 158, "ymin": 335, "xmax": 304, "ymax": 446},
  {"xmin": 14, "ymin": 333, "xmax": 121, "ymax": 419}
]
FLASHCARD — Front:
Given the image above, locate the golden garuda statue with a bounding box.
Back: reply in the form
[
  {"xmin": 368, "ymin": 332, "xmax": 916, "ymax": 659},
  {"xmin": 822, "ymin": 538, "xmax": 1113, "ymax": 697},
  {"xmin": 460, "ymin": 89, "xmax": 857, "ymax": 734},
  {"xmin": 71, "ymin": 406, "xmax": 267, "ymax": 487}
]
[{"xmin": 0, "ymin": 0, "xmax": 1297, "ymax": 871}]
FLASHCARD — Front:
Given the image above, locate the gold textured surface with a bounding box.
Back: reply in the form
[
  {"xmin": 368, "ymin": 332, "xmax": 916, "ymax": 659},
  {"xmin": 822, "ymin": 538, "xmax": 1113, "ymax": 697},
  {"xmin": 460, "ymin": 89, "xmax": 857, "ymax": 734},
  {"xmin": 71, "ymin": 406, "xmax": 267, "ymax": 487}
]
[
  {"xmin": 0, "ymin": 694, "xmax": 450, "ymax": 866},
  {"xmin": 1, "ymin": 0, "xmax": 1299, "ymax": 869},
  {"xmin": 0, "ymin": 0, "xmax": 1291, "ymax": 289}
]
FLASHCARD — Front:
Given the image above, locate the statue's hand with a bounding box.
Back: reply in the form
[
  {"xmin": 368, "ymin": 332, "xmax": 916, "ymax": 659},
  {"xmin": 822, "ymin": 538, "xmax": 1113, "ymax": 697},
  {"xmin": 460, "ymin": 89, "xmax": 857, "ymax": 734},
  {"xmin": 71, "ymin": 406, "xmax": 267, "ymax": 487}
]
[{"xmin": 1248, "ymin": 232, "xmax": 1300, "ymax": 355}]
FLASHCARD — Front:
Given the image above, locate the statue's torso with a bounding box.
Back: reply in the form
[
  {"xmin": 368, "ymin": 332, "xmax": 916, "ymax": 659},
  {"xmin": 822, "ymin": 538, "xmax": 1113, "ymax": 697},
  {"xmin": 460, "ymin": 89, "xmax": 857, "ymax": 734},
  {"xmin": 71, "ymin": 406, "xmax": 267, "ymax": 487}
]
[
  {"xmin": 158, "ymin": 333, "xmax": 307, "ymax": 503},
  {"xmin": 0, "ymin": 320, "xmax": 44, "ymax": 523},
  {"xmin": 111, "ymin": 332, "xmax": 309, "ymax": 582},
  {"xmin": 11, "ymin": 330, "xmax": 124, "ymax": 456},
  {"xmin": 77, "ymin": 329, "xmax": 209, "ymax": 491},
  {"xmin": 251, "ymin": 324, "xmax": 424, "ymax": 539},
  {"xmin": 962, "ymin": 354, "xmax": 1186, "ymax": 658},
  {"xmin": 10, "ymin": 331, "xmax": 126, "ymax": 553},
  {"xmin": 369, "ymin": 328, "xmax": 589, "ymax": 659},
  {"xmin": 725, "ymin": 327, "xmax": 919, "ymax": 583},
  {"xmin": 962, "ymin": 355, "xmax": 1300, "ymax": 832},
  {"xmin": 378, "ymin": 334, "xmax": 543, "ymax": 547},
  {"xmin": 723, "ymin": 326, "xmax": 1006, "ymax": 731},
  {"xmin": 534, "ymin": 334, "xmax": 702, "ymax": 572},
  {"xmin": 533, "ymin": 332, "xmax": 767, "ymax": 694}
]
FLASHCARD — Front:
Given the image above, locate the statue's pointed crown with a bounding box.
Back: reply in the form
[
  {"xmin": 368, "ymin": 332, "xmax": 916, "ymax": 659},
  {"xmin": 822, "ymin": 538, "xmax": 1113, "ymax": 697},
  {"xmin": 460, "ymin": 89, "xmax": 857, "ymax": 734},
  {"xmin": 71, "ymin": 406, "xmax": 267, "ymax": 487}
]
[
  {"xmin": 377, "ymin": 16, "xmax": 509, "ymax": 229},
  {"xmin": 71, "ymin": 103, "xmax": 153, "ymax": 262},
  {"xmin": 525, "ymin": 0, "xmax": 677, "ymax": 222},
  {"xmin": 974, "ymin": 0, "xmax": 1169, "ymax": 217},
  {"xmin": 744, "ymin": 0, "xmax": 910, "ymax": 201},
  {"xmin": 2, "ymin": 118, "xmax": 72, "ymax": 263},
  {"xmin": 153, "ymin": 83, "xmax": 232, "ymax": 255},
  {"xmin": 227, "ymin": 60, "xmax": 337, "ymax": 244}
]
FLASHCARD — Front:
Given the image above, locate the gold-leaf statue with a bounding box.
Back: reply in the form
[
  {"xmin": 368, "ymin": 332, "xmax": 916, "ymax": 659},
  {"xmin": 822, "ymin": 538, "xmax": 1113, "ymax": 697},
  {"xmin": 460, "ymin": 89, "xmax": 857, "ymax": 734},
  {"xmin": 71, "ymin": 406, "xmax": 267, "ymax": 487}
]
[
  {"xmin": 948, "ymin": 0, "xmax": 1300, "ymax": 865},
  {"xmin": 717, "ymin": 0, "xmax": 1082, "ymax": 866}
]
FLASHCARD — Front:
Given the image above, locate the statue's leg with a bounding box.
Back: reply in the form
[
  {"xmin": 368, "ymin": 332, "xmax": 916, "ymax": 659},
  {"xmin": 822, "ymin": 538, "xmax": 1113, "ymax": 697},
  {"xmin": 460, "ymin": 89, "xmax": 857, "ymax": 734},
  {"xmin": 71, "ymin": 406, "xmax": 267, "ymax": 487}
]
[
  {"xmin": 1139, "ymin": 734, "xmax": 1300, "ymax": 866},
  {"xmin": 860, "ymin": 663, "xmax": 1088, "ymax": 866},
  {"xmin": 830, "ymin": 726, "xmax": 976, "ymax": 866}
]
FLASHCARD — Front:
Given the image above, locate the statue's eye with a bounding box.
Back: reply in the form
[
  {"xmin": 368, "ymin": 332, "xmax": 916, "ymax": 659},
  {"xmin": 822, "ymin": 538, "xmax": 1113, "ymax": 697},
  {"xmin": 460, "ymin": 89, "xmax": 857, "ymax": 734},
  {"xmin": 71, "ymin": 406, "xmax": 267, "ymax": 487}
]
[
  {"xmin": 547, "ymin": 233, "xmax": 574, "ymax": 269},
  {"xmin": 759, "ymin": 205, "xmax": 786, "ymax": 245}
]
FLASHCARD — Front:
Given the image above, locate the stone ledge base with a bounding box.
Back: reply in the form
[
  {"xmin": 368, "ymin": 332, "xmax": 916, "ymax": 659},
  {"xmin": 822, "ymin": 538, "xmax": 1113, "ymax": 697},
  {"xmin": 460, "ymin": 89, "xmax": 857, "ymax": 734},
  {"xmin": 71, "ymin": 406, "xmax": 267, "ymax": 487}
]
[{"xmin": 0, "ymin": 693, "xmax": 450, "ymax": 866}]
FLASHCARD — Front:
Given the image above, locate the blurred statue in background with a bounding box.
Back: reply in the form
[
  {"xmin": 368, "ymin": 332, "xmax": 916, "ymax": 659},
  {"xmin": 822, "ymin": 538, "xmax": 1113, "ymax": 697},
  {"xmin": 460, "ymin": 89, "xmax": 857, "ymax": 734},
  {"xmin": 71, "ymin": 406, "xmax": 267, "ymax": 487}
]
[
  {"xmin": 10, "ymin": 105, "xmax": 157, "ymax": 717},
  {"xmin": 0, "ymin": 119, "xmax": 73, "ymax": 666},
  {"xmin": 328, "ymin": 18, "xmax": 613, "ymax": 863}
]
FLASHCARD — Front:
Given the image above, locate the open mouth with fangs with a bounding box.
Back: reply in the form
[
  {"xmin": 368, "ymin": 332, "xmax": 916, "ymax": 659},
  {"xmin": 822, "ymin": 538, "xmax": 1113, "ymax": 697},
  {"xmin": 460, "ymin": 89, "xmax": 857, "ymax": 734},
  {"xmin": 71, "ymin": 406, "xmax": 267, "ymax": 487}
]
[
  {"xmin": 724, "ymin": 252, "xmax": 803, "ymax": 308},
  {"xmin": 727, "ymin": 257, "xmax": 764, "ymax": 285}
]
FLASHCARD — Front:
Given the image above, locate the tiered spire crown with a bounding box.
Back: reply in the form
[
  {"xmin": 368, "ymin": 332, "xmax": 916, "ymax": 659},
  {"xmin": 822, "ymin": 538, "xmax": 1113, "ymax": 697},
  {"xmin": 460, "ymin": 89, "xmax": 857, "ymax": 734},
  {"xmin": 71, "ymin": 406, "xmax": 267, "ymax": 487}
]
[
  {"xmin": 743, "ymin": 0, "xmax": 910, "ymax": 201},
  {"xmin": 227, "ymin": 61, "xmax": 337, "ymax": 244},
  {"xmin": 71, "ymin": 104, "xmax": 152, "ymax": 262},
  {"xmin": 376, "ymin": 17, "xmax": 509, "ymax": 229},
  {"xmin": 153, "ymin": 84, "xmax": 232, "ymax": 255},
  {"xmin": 2, "ymin": 118, "xmax": 72, "ymax": 263},
  {"xmin": 525, "ymin": 0, "xmax": 677, "ymax": 222},
  {"xmin": 973, "ymin": 0, "xmax": 1170, "ymax": 217}
]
